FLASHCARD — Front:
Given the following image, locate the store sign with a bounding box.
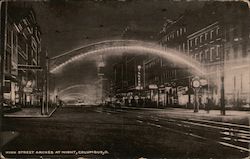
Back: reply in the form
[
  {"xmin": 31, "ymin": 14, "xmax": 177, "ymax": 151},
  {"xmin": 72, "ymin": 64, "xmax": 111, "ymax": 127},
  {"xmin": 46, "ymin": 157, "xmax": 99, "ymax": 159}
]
[
  {"xmin": 149, "ymin": 84, "xmax": 158, "ymax": 89},
  {"xmin": 165, "ymin": 86, "xmax": 171, "ymax": 92},
  {"xmin": 177, "ymin": 86, "xmax": 187, "ymax": 95},
  {"xmin": 137, "ymin": 65, "xmax": 142, "ymax": 87},
  {"xmin": 135, "ymin": 86, "xmax": 143, "ymax": 90},
  {"xmin": 200, "ymin": 79, "xmax": 208, "ymax": 86},
  {"xmin": 23, "ymin": 87, "xmax": 33, "ymax": 93},
  {"xmin": 18, "ymin": 65, "xmax": 42, "ymax": 70}
]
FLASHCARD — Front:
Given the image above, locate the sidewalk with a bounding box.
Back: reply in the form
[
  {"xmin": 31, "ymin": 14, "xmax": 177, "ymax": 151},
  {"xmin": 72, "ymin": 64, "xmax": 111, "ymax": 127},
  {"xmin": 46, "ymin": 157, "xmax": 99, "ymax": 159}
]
[
  {"xmin": 3, "ymin": 106, "xmax": 58, "ymax": 118},
  {"xmin": 157, "ymin": 108, "xmax": 250, "ymax": 124},
  {"xmin": 122, "ymin": 106, "xmax": 250, "ymax": 125}
]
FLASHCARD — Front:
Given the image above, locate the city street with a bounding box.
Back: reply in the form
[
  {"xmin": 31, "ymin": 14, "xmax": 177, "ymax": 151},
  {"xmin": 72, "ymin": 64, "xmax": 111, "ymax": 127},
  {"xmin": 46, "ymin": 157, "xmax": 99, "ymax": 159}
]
[
  {"xmin": 2, "ymin": 106, "xmax": 249, "ymax": 158},
  {"xmin": 1, "ymin": 1, "xmax": 250, "ymax": 158}
]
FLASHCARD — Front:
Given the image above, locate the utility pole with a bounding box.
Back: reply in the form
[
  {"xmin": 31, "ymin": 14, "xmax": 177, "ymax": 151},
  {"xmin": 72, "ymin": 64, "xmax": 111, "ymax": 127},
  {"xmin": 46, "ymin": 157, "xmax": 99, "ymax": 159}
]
[
  {"xmin": 45, "ymin": 51, "xmax": 49, "ymax": 115},
  {"xmin": 220, "ymin": 28, "xmax": 226, "ymax": 115},
  {"xmin": 220, "ymin": 64, "xmax": 225, "ymax": 115}
]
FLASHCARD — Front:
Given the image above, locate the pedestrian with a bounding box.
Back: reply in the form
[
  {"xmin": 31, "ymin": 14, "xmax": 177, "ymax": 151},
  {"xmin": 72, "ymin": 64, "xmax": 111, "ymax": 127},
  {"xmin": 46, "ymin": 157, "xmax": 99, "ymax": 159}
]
[
  {"xmin": 206, "ymin": 97, "xmax": 211, "ymax": 113},
  {"xmin": 198, "ymin": 95, "xmax": 202, "ymax": 111}
]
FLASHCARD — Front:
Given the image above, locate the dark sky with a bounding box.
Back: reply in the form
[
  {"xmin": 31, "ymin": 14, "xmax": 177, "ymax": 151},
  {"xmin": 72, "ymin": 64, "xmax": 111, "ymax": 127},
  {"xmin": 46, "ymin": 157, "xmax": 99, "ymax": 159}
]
[
  {"xmin": 27, "ymin": 0, "xmax": 205, "ymax": 101},
  {"xmin": 31, "ymin": 0, "xmax": 204, "ymax": 57}
]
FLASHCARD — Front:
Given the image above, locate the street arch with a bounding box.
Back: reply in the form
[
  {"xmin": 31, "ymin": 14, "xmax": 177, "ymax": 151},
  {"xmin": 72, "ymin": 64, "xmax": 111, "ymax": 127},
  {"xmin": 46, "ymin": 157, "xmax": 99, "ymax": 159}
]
[{"xmin": 50, "ymin": 40, "xmax": 204, "ymax": 75}]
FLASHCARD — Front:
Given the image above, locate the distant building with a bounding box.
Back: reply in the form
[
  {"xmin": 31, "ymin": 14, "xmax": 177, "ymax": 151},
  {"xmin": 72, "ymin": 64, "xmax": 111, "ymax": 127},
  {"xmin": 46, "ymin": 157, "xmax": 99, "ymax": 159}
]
[{"xmin": 113, "ymin": 53, "xmax": 146, "ymax": 106}]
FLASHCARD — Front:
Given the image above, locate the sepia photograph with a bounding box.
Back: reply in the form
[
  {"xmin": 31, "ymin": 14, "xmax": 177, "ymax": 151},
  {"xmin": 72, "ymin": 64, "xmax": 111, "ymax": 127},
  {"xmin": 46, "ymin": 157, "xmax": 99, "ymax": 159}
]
[{"xmin": 1, "ymin": 0, "xmax": 250, "ymax": 158}]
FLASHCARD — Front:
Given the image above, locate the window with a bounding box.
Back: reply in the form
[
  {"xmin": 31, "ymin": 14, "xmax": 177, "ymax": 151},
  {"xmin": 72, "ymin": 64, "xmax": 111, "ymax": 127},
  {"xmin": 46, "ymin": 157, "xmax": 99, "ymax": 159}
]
[
  {"xmin": 190, "ymin": 40, "xmax": 193, "ymax": 47},
  {"xmin": 7, "ymin": 28, "xmax": 12, "ymax": 46},
  {"xmin": 180, "ymin": 28, "xmax": 183, "ymax": 35},
  {"xmin": 195, "ymin": 53, "xmax": 199, "ymax": 60},
  {"xmin": 205, "ymin": 33, "xmax": 208, "ymax": 40},
  {"xmin": 5, "ymin": 51, "xmax": 11, "ymax": 73},
  {"xmin": 210, "ymin": 47, "xmax": 215, "ymax": 61},
  {"xmin": 199, "ymin": 51, "xmax": 203, "ymax": 61},
  {"xmin": 200, "ymin": 35, "xmax": 203, "ymax": 43},
  {"xmin": 195, "ymin": 38, "xmax": 198, "ymax": 45},
  {"xmin": 183, "ymin": 27, "xmax": 186, "ymax": 33},
  {"xmin": 216, "ymin": 45, "xmax": 220, "ymax": 57},
  {"xmin": 210, "ymin": 30, "xmax": 214, "ymax": 39},
  {"xmin": 205, "ymin": 49, "xmax": 209, "ymax": 61},
  {"xmin": 216, "ymin": 27, "xmax": 220, "ymax": 35},
  {"xmin": 177, "ymin": 30, "xmax": 179, "ymax": 37}
]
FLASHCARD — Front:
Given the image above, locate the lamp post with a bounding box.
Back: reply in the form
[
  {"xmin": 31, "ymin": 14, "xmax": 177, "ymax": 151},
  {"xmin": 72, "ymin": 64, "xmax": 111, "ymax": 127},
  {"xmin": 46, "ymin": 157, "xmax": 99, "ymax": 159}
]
[
  {"xmin": 192, "ymin": 77, "xmax": 201, "ymax": 113},
  {"xmin": 45, "ymin": 51, "xmax": 50, "ymax": 115}
]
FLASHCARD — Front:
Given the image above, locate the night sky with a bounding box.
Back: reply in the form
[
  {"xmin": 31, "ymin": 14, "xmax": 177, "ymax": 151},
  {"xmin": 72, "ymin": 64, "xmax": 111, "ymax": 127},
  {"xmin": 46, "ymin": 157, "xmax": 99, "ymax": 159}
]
[
  {"xmin": 31, "ymin": 0, "xmax": 204, "ymax": 57},
  {"xmin": 19, "ymin": 0, "xmax": 205, "ymax": 101}
]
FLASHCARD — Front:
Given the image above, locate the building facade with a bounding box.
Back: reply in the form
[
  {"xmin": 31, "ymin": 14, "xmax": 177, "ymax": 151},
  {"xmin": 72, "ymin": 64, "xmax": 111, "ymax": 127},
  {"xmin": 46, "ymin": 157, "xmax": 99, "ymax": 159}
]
[{"xmin": 2, "ymin": 2, "xmax": 43, "ymax": 107}]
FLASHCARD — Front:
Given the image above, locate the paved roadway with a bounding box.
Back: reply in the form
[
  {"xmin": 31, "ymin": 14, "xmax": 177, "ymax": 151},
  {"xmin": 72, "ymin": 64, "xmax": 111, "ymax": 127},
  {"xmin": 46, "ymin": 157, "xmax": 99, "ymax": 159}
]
[{"xmin": 2, "ymin": 106, "xmax": 250, "ymax": 158}]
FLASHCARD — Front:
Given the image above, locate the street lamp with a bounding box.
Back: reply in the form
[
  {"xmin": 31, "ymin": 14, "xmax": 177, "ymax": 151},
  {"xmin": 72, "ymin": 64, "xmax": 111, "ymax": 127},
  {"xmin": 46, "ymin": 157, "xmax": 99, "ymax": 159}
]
[{"xmin": 192, "ymin": 77, "xmax": 201, "ymax": 112}]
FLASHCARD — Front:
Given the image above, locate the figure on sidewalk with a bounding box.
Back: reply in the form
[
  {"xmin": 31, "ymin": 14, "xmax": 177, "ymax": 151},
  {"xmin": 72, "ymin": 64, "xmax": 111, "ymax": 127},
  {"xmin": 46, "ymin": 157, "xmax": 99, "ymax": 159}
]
[{"xmin": 205, "ymin": 97, "xmax": 211, "ymax": 113}]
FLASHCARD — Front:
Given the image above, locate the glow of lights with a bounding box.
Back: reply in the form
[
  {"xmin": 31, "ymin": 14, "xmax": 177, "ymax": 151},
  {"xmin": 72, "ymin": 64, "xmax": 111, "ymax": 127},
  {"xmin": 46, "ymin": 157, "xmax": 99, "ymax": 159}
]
[
  {"xmin": 58, "ymin": 84, "xmax": 89, "ymax": 95},
  {"xmin": 50, "ymin": 41, "xmax": 204, "ymax": 75}
]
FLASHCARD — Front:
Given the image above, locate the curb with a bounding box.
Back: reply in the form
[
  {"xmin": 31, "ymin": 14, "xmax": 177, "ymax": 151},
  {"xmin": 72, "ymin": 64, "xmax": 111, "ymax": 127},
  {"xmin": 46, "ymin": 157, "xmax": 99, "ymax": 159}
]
[
  {"xmin": 121, "ymin": 106, "xmax": 165, "ymax": 111},
  {"xmin": 3, "ymin": 107, "xmax": 58, "ymax": 118}
]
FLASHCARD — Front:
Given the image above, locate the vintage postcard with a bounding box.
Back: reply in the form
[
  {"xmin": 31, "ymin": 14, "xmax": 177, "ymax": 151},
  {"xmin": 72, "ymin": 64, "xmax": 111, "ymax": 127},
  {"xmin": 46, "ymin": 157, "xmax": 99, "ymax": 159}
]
[{"xmin": 1, "ymin": 0, "xmax": 250, "ymax": 158}]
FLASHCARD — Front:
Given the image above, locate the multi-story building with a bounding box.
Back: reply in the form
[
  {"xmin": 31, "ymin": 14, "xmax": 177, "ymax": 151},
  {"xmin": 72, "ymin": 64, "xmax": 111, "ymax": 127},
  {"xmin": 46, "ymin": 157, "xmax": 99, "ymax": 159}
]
[
  {"xmin": 157, "ymin": 15, "xmax": 190, "ymax": 107},
  {"xmin": 112, "ymin": 2, "xmax": 250, "ymax": 109},
  {"xmin": 187, "ymin": 2, "xmax": 250, "ymax": 108},
  {"xmin": 149, "ymin": 1, "xmax": 250, "ymax": 108},
  {"xmin": 2, "ymin": 2, "xmax": 42, "ymax": 106},
  {"xmin": 113, "ymin": 53, "xmax": 146, "ymax": 106}
]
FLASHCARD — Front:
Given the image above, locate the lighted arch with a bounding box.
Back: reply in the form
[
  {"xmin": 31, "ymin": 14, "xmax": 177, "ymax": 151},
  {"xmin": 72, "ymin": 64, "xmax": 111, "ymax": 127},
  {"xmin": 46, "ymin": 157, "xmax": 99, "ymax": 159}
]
[
  {"xmin": 58, "ymin": 84, "xmax": 90, "ymax": 95},
  {"xmin": 50, "ymin": 40, "xmax": 204, "ymax": 75}
]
